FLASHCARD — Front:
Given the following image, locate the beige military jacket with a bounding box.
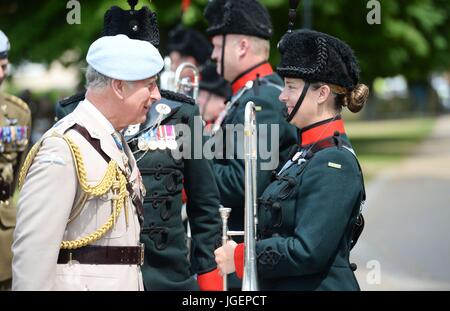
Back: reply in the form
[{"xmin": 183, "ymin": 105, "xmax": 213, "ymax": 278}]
[
  {"xmin": 12, "ymin": 100, "xmax": 144, "ymax": 291},
  {"xmin": 0, "ymin": 92, "xmax": 31, "ymax": 283}
]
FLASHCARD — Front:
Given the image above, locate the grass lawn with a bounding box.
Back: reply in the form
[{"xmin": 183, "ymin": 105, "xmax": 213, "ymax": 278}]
[{"xmin": 345, "ymin": 117, "xmax": 436, "ymax": 181}]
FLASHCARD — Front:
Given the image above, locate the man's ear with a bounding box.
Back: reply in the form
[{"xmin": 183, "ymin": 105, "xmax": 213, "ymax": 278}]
[
  {"xmin": 237, "ymin": 37, "xmax": 249, "ymax": 58},
  {"xmin": 111, "ymin": 79, "xmax": 125, "ymax": 100},
  {"xmin": 317, "ymin": 84, "xmax": 331, "ymax": 105}
]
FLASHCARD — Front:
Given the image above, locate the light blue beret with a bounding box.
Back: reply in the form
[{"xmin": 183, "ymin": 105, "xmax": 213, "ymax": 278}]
[
  {"xmin": 86, "ymin": 34, "xmax": 164, "ymax": 81},
  {"xmin": 0, "ymin": 30, "xmax": 10, "ymax": 58}
]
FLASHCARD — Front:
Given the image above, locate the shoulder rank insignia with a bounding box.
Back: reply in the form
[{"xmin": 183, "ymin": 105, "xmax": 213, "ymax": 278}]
[
  {"xmin": 4, "ymin": 94, "xmax": 30, "ymax": 112},
  {"xmin": 328, "ymin": 162, "xmax": 342, "ymax": 169}
]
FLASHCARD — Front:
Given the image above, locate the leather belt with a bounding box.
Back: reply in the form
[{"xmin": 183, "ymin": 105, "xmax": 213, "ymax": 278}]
[{"xmin": 57, "ymin": 244, "xmax": 144, "ymax": 265}]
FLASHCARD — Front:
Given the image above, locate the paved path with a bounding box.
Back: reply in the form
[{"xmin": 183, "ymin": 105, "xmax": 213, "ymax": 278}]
[{"xmin": 351, "ymin": 115, "xmax": 450, "ymax": 290}]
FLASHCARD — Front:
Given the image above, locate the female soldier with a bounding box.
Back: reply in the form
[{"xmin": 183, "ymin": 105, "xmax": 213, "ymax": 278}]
[{"xmin": 214, "ymin": 29, "xmax": 369, "ymax": 290}]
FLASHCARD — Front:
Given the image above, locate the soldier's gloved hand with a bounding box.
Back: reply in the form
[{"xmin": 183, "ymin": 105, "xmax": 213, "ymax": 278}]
[{"xmin": 214, "ymin": 240, "xmax": 237, "ymax": 275}]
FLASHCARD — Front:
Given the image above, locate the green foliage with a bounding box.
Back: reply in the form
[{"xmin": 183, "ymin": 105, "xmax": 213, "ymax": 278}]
[{"xmin": 1, "ymin": 0, "xmax": 450, "ymax": 83}]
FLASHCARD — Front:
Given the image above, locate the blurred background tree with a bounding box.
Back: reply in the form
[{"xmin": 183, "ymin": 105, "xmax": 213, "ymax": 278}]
[
  {"xmin": 1, "ymin": 0, "xmax": 450, "ymax": 118},
  {"xmin": 2, "ymin": 0, "xmax": 450, "ymax": 80}
]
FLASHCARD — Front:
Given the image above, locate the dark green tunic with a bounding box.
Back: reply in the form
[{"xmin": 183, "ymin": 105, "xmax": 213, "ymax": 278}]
[
  {"xmin": 255, "ymin": 133, "xmax": 363, "ymax": 290},
  {"xmin": 127, "ymin": 91, "xmax": 221, "ymax": 290}
]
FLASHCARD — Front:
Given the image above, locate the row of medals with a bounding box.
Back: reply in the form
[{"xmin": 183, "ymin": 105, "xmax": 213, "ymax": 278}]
[
  {"xmin": 137, "ymin": 103, "xmax": 177, "ymax": 151},
  {"xmin": 0, "ymin": 125, "xmax": 29, "ymax": 152},
  {"xmin": 137, "ymin": 125, "xmax": 177, "ymax": 151}
]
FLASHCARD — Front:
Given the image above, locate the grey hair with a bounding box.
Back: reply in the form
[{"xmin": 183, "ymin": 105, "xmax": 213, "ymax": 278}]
[{"xmin": 85, "ymin": 65, "xmax": 113, "ymax": 90}]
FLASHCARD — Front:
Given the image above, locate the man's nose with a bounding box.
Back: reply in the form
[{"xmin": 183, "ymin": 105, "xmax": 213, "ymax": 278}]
[
  {"xmin": 151, "ymin": 85, "xmax": 161, "ymax": 102},
  {"xmin": 211, "ymin": 48, "xmax": 220, "ymax": 62}
]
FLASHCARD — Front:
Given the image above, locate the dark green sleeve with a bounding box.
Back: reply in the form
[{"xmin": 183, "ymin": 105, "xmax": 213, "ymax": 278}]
[
  {"xmin": 255, "ymin": 150, "xmax": 361, "ymax": 278},
  {"xmin": 184, "ymin": 105, "xmax": 222, "ymax": 274}
]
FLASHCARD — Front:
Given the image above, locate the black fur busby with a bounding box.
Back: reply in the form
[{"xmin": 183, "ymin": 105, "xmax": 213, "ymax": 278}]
[
  {"xmin": 277, "ymin": 29, "xmax": 360, "ymax": 89},
  {"xmin": 167, "ymin": 26, "xmax": 212, "ymax": 66},
  {"xmin": 199, "ymin": 62, "xmax": 232, "ymax": 99},
  {"xmin": 102, "ymin": 4, "xmax": 160, "ymax": 47},
  {"xmin": 204, "ymin": 0, "xmax": 273, "ymax": 39}
]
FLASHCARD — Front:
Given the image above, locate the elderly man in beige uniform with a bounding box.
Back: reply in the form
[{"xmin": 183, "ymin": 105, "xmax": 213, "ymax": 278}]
[{"xmin": 12, "ymin": 34, "xmax": 164, "ymax": 291}]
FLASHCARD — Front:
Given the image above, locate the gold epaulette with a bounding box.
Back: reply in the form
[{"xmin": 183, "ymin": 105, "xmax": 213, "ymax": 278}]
[
  {"xmin": 3, "ymin": 93, "xmax": 31, "ymax": 113},
  {"xmin": 18, "ymin": 131, "xmax": 129, "ymax": 250}
]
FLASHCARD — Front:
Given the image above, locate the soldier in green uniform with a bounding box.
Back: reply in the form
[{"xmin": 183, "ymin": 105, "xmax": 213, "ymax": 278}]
[
  {"xmin": 215, "ymin": 28, "xmax": 369, "ymax": 290},
  {"xmin": 204, "ymin": 0, "xmax": 297, "ymax": 238},
  {"xmin": 54, "ymin": 2, "xmax": 223, "ymax": 290},
  {"xmin": 204, "ymin": 0, "xmax": 298, "ymax": 289},
  {"xmin": 0, "ymin": 30, "xmax": 31, "ymax": 290}
]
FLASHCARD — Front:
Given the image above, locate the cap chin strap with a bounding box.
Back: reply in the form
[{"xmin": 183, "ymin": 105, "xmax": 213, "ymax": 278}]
[
  {"xmin": 220, "ymin": 34, "xmax": 226, "ymax": 78},
  {"xmin": 286, "ymin": 81, "xmax": 310, "ymax": 122}
]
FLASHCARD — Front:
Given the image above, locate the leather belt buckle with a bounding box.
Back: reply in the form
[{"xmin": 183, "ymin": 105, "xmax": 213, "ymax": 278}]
[{"xmin": 140, "ymin": 243, "xmax": 144, "ymax": 266}]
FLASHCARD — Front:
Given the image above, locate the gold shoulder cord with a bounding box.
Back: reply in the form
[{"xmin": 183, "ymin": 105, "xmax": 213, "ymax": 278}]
[
  {"xmin": 5, "ymin": 93, "xmax": 31, "ymax": 113},
  {"xmin": 18, "ymin": 132, "xmax": 129, "ymax": 250}
]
